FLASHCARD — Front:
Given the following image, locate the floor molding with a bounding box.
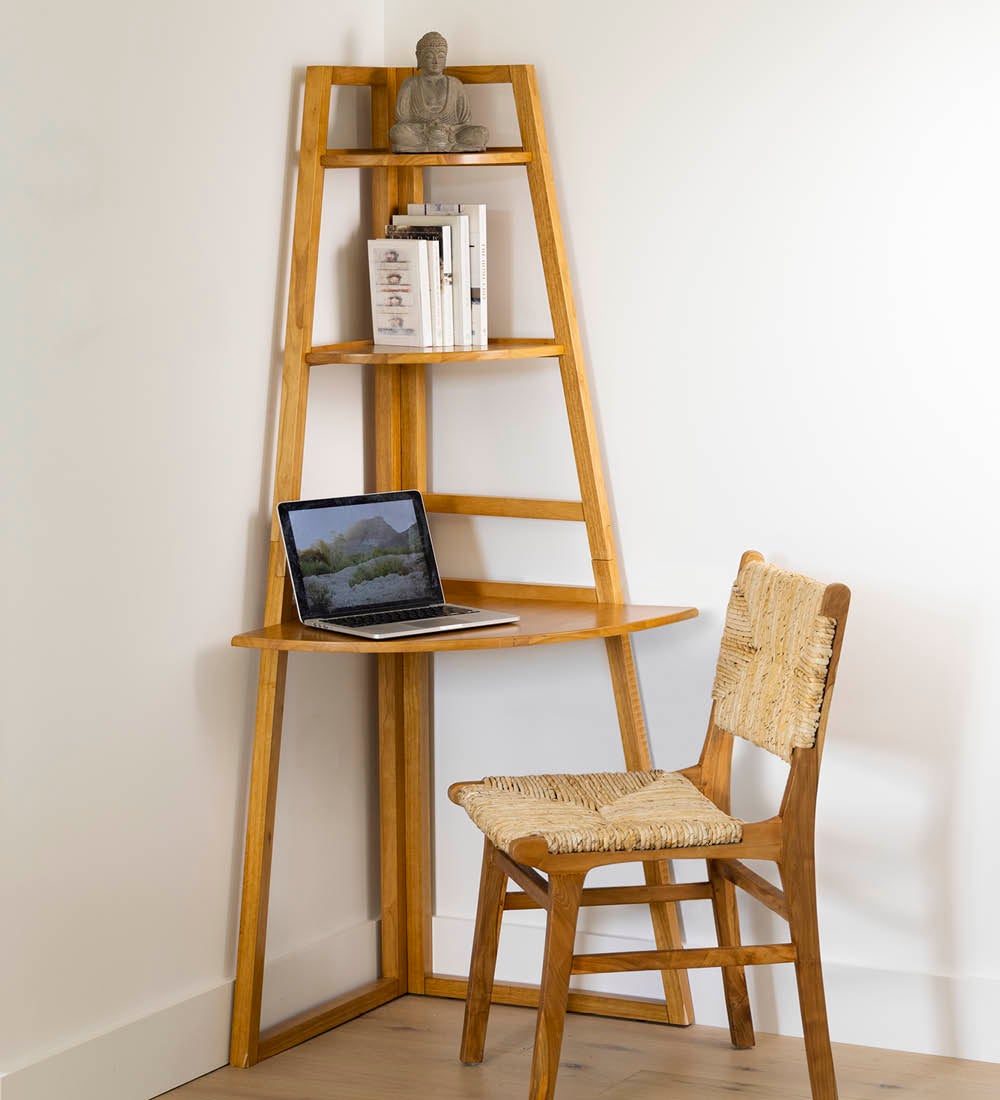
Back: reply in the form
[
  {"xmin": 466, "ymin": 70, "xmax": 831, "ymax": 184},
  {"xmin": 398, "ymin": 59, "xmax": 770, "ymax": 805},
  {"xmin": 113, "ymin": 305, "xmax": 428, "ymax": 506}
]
[
  {"xmin": 0, "ymin": 920, "xmax": 379, "ymax": 1100},
  {"xmin": 3, "ymin": 913, "xmax": 995, "ymax": 1100}
]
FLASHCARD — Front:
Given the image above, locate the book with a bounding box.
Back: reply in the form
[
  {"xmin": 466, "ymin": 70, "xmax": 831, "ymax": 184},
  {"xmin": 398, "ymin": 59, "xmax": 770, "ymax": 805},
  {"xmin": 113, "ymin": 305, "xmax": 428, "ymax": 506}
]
[
  {"xmin": 424, "ymin": 240, "xmax": 443, "ymax": 345},
  {"xmin": 409, "ymin": 202, "xmax": 487, "ymax": 347},
  {"xmin": 385, "ymin": 223, "xmax": 454, "ymax": 346},
  {"xmin": 391, "ymin": 213, "xmax": 472, "ymax": 346},
  {"xmin": 367, "ymin": 238, "xmax": 434, "ymax": 347}
]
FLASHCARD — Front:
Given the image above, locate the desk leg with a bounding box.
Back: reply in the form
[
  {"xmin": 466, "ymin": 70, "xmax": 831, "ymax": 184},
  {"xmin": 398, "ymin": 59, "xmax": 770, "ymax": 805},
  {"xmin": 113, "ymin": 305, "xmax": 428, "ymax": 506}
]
[
  {"xmin": 230, "ymin": 649, "xmax": 288, "ymax": 1067},
  {"xmin": 378, "ymin": 654, "xmax": 407, "ymax": 984},
  {"xmin": 402, "ymin": 652, "xmax": 432, "ymax": 992},
  {"xmin": 605, "ymin": 634, "xmax": 695, "ymax": 1026}
]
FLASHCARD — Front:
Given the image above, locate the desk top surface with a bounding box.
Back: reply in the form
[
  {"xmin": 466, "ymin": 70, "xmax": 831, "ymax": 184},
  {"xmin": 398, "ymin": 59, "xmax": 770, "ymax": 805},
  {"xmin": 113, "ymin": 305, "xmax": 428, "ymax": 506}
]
[{"xmin": 232, "ymin": 595, "xmax": 698, "ymax": 654}]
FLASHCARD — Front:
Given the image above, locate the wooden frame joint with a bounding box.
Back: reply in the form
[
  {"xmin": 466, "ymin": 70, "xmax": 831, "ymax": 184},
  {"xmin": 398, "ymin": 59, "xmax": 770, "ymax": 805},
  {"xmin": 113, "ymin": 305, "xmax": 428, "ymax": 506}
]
[
  {"xmin": 715, "ymin": 859, "xmax": 788, "ymax": 921},
  {"xmin": 494, "ymin": 848, "xmax": 550, "ymax": 910}
]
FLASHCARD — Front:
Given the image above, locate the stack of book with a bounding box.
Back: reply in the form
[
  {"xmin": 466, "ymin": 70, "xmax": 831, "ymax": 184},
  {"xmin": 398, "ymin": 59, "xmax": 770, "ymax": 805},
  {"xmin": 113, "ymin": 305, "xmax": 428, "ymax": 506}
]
[{"xmin": 368, "ymin": 202, "xmax": 487, "ymax": 349}]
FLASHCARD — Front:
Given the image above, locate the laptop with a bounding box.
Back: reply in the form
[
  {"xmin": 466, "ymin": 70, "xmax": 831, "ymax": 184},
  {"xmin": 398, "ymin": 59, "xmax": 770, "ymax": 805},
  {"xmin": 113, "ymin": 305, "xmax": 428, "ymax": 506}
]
[{"xmin": 277, "ymin": 491, "xmax": 520, "ymax": 639}]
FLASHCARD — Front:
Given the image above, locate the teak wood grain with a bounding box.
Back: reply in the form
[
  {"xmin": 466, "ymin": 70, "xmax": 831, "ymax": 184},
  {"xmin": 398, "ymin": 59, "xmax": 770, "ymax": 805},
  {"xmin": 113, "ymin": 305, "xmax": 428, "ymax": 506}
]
[
  {"xmin": 231, "ymin": 599, "xmax": 697, "ymax": 654},
  {"xmin": 305, "ymin": 336, "xmax": 563, "ymax": 365},
  {"xmin": 229, "ymin": 64, "xmax": 332, "ymax": 1070},
  {"xmin": 228, "ymin": 63, "xmax": 697, "ymax": 1070}
]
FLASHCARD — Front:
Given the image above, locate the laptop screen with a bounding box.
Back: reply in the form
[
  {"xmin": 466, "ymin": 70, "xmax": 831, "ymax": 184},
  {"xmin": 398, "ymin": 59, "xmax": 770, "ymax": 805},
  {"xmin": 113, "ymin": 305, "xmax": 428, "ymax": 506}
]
[{"xmin": 278, "ymin": 491, "xmax": 444, "ymax": 619}]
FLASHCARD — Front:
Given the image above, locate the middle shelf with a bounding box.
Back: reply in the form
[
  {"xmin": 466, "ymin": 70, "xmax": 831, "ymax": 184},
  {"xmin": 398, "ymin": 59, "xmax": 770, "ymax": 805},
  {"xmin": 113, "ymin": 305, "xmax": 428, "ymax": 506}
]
[{"xmin": 305, "ymin": 337, "xmax": 564, "ymax": 365}]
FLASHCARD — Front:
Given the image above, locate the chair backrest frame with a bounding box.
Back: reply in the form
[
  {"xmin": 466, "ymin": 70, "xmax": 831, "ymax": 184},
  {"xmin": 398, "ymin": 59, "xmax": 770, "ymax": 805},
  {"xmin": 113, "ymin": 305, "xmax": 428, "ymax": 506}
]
[{"xmin": 695, "ymin": 551, "xmax": 851, "ymax": 840}]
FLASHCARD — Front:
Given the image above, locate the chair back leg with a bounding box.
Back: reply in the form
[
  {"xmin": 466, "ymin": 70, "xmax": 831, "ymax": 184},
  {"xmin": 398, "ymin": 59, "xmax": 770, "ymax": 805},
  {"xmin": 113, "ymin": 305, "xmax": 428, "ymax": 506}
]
[
  {"xmin": 528, "ymin": 872, "xmax": 585, "ymax": 1100},
  {"xmin": 781, "ymin": 854, "xmax": 838, "ymax": 1100},
  {"xmin": 707, "ymin": 859, "xmax": 755, "ymax": 1048},
  {"xmin": 460, "ymin": 839, "xmax": 509, "ymax": 1064}
]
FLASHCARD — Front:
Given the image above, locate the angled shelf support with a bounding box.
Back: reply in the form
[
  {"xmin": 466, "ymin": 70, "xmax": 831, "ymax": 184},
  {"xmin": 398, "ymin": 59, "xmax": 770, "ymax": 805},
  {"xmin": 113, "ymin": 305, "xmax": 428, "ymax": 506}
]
[{"xmin": 229, "ymin": 63, "xmax": 695, "ymax": 1069}]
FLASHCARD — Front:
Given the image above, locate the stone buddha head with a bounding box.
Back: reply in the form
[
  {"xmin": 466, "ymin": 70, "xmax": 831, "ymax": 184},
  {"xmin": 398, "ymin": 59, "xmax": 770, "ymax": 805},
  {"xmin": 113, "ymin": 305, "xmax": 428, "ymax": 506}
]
[{"xmin": 416, "ymin": 31, "xmax": 448, "ymax": 76}]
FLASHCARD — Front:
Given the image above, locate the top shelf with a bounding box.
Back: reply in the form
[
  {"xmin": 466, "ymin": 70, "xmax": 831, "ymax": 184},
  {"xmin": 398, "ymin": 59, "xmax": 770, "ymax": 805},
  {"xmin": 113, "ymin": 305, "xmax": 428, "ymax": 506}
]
[{"xmin": 322, "ymin": 148, "xmax": 532, "ymax": 169}]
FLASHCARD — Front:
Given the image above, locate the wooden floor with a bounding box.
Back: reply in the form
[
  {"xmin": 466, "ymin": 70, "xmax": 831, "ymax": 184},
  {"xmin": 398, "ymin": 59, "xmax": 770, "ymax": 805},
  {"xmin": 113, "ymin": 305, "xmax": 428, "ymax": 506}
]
[{"xmin": 163, "ymin": 996, "xmax": 999, "ymax": 1099}]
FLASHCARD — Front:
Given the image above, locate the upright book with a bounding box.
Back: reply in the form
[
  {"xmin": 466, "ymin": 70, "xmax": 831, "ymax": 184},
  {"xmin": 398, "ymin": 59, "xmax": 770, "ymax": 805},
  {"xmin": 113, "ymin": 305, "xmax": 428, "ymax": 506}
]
[
  {"xmin": 391, "ymin": 213, "xmax": 472, "ymax": 346},
  {"xmin": 367, "ymin": 238, "xmax": 434, "ymax": 348},
  {"xmin": 409, "ymin": 202, "xmax": 487, "ymax": 347},
  {"xmin": 385, "ymin": 223, "xmax": 454, "ymax": 346}
]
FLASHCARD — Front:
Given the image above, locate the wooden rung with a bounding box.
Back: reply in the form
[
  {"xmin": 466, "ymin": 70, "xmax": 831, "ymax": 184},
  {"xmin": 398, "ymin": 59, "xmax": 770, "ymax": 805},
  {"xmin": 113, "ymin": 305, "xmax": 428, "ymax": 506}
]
[
  {"xmin": 571, "ymin": 943, "xmax": 797, "ymax": 975},
  {"xmin": 505, "ymin": 882, "xmax": 713, "ymax": 910},
  {"xmin": 256, "ymin": 976, "xmax": 402, "ymax": 1061},
  {"xmin": 494, "ymin": 850, "xmax": 550, "ymax": 910},
  {"xmin": 445, "ymin": 65, "xmax": 514, "ymax": 85},
  {"xmin": 329, "ymin": 64, "xmax": 515, "ymax": 87},
  {"xmin": 424, "ymin": 493, "xmax": 585, "ymax": 521},
  {"xmin": 424, "ymin": 974, "xmax": 675, "ymax": 1026},
  {"xmin": 329, "ymin": 66, "xmax": 387, "ymax": 87},
  {"xmin": 321, "ymin": 150, "xmax": 532, "ymax": 168},
  {"xmin": 716, "ymin": 859, "xmax": 788, "ymax": 921},
  {"xmin": 442, "ymin": 579, "xmax": 598, "ymax": 604}
]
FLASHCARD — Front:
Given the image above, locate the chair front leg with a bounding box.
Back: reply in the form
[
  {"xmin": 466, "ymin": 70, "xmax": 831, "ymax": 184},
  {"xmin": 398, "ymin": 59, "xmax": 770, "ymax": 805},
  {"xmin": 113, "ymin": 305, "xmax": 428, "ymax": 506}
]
[
  {"xmin": 460, "ymin": 838, "xmax": 509, "ymax": 1064},
  {"xmin": 529, "ymin": 872, "xmax": 585, "ymax": 1100},
  {"xmin": 780, "ymin": 854, "xmax": 838, "ymax": 1100},
  {"xmin": 707, "ymin": 859, "xmax": 755, "ymax": 1048}
]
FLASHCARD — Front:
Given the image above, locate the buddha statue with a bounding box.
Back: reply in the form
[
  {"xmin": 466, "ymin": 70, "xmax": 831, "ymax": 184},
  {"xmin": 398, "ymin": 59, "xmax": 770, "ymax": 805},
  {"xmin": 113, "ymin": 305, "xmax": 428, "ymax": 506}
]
[{"xmin": 390, "ymin": 32, "xmax": 489, "ymax": 154}]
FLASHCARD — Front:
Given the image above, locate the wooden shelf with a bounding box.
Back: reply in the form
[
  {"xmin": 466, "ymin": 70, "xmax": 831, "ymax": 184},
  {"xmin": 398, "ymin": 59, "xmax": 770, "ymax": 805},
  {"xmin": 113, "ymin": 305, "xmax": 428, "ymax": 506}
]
[
  {"xmin": 229, "ymin": 63, "xmax": 700, "ymax": 1070},
  {"xmin": 306, "ymin": 337, "xmax": 564, "ymax": 366},
  {"xmin": 322, "ymin": 147, "xmax": 532, "ymax": 168},
  {"xmin": 232, "ymin": 596, "xmax": 698, "ymax": 655}
]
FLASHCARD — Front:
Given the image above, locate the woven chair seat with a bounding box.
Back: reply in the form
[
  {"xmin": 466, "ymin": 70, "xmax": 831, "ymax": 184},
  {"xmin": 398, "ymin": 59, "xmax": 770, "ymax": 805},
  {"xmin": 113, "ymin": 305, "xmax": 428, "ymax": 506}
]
[{"xmin": 453, "ymin": 770, "xmax": 743, "ymax": 856}]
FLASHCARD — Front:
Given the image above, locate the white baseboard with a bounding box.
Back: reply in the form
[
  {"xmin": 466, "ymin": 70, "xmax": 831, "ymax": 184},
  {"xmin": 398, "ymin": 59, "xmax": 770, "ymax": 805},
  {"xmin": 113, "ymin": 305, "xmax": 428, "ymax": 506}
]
[
  {"xmin": 3, "ymin": 912, "xmax": 995, "ymax": 1100},
  {"xmin": 432, "ymin": 914, "xmax": 1000, "ymax": 1064},
  {"xmin": 0, "ymin": 920, "xmax": 379, "ymax": 1100}
]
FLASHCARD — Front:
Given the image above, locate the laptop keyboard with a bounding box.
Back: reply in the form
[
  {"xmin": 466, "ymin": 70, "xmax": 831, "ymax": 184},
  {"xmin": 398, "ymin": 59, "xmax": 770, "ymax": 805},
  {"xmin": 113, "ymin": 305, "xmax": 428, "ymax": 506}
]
[{"xmin": 320, "ymin": 604, "xmax": 475, "ymax": 628}]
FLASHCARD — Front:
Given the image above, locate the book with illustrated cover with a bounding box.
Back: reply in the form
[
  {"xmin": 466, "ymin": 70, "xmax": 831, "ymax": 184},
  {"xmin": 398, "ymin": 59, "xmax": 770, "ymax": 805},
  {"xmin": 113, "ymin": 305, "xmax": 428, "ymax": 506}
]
[
  {"xmin": 409, "ymin": 202, "xmax": 487, "ymax": 347},
  {"xmin": 367, "ymin": 239, "xmax": 434, "ymax": 348},
  {"xmin": 385, "ymin": 223, "xmax": 453, "ymax": 346},
  {"xmin": 391, "ymin": 213, "xmax": 471, "ymax": 346}
]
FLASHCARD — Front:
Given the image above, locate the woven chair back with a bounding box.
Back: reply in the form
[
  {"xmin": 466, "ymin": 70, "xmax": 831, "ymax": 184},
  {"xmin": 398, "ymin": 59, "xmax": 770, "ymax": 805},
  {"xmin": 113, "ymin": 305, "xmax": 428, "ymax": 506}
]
[{"xmin": 711, "ymin": 560, "xmax": 836, "ymax": 762}]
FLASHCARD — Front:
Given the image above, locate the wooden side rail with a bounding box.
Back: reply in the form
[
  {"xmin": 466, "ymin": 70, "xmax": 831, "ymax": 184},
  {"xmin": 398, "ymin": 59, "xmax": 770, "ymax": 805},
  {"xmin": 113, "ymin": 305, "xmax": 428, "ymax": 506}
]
[
  {"xmin": 505, "ymin": 881, "xmax": 714, "ymax": 910},
  {"xmin": 256, "ymin": 977, "xmax": 401, "ymax": 1062},
  {"xmin": 573, "ymin": 944, "xmax": 797, "ymax": 975},
  {"xmin": 493, "ymin": 850, "xmax": 550, "ymax": 910},
  {"xmin": 715, "ymin": 859, "xmax": 789, "ymax": 921}
]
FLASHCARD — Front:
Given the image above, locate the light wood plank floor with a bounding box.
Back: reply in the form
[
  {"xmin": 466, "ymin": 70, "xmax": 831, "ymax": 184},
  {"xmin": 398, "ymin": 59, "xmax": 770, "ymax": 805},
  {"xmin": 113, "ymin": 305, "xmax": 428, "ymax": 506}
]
[{"xmin": 162, "ymin": 996, "xmax": 999, "ymax": 1099}]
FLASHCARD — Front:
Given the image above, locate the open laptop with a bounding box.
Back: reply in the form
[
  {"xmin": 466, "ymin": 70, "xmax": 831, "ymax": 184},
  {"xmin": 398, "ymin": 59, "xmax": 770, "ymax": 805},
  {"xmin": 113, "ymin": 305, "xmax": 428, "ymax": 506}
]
[{"xmin": 277, "ymin": 491, "xmax": 520, "ymax": 639}]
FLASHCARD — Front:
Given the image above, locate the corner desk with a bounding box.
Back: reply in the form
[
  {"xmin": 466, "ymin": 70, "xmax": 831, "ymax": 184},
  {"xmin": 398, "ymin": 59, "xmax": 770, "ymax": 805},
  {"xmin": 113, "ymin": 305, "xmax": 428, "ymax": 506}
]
[{"xmin": 228, "ymin": 587, "xmax": 698, "ymax": 1065}]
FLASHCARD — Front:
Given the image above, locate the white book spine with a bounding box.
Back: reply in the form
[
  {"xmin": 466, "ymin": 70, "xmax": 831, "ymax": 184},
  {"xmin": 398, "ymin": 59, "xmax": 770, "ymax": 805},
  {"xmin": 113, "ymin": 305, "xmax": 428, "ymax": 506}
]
[
  {"xmin": 367, "ymin": 239, "xmax": 433, "ymax": 348},
  {"xmin": 392, "ymin": 213, "xmax": 472, "ymax": 345},
  {"xmin": 410, "ymin": 202, "xmax": 487, "ymax": 347},
  {"xmin": 425, "ymin": 240, "xmax": 442, "ymax": 345},
  {"xmin": 438, "ymin": 225, "xmax": 454, "ymax": 345}
]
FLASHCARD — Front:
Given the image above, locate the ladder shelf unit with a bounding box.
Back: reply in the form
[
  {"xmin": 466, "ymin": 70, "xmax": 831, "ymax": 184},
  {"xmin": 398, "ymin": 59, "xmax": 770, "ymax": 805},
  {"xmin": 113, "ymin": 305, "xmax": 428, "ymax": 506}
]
[{"xmin": 230, "ymin": 62, "xmax": 696, "ymax": 1069}]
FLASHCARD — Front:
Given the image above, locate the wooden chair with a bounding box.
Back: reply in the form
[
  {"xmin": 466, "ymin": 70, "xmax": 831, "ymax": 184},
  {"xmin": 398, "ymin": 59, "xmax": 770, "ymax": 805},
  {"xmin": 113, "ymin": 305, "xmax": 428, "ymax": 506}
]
[{"xmin": 448, "ymin": 551, "xmax": 850, "ymax": 1100}]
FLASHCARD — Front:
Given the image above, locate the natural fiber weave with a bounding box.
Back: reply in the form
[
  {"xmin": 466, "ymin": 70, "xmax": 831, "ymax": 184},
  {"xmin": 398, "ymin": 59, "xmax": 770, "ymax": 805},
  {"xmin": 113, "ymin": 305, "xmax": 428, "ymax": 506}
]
[
  {"xmin": 712, "ymin": 560, "xmax": 835, "ymax": 762},
  {"xmin": 454, "ymin": 770, "xmax": 743, "ymax": 856}
]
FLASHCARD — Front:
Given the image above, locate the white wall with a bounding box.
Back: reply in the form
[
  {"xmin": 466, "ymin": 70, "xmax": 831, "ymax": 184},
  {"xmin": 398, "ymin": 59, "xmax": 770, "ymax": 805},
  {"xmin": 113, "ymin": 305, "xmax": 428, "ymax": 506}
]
[
  {"xmin": 3, "ymin": 4, "xmax": 999, "ymax": 1098},
  {"xmin": 1, "ymin": 4, "xmax": 384, "ymax": 1098},
  {"xmin": 384, "ymin": 0, "xmax": 1000, "ymax": 1066}
]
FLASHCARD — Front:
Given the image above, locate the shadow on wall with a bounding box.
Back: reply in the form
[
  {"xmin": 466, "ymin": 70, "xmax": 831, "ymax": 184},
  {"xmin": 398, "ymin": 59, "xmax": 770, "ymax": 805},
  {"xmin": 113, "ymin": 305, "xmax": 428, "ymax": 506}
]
[{"xmin": 731, "ymin": 583, "xmax": 965, "ymax": 1053}]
